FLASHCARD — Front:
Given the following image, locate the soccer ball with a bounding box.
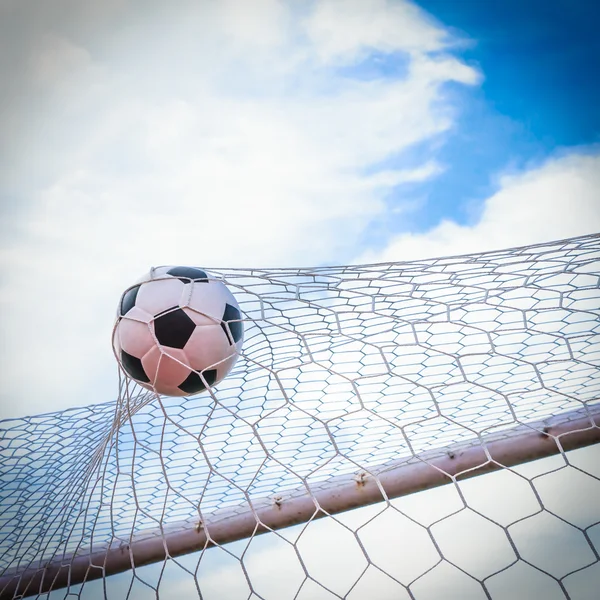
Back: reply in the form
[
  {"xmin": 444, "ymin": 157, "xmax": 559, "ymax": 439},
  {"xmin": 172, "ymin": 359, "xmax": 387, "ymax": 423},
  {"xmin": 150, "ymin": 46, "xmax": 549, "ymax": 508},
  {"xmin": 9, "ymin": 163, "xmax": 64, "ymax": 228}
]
[{"xmin": 113, "ymin": 266, "xmax": 243, "ymax": 396}]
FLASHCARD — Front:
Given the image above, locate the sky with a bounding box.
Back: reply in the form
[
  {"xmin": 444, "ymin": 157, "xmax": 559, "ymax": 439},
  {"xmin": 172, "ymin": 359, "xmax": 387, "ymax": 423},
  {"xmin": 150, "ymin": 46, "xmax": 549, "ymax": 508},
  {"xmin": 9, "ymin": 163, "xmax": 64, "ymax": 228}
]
[
  {"xmin": 1, "ymin": 1, "xmax": 599, "ymax": 599},
  {"xmin": 0, "ymin": 0, "xmax": 599, "ymax": 417}
]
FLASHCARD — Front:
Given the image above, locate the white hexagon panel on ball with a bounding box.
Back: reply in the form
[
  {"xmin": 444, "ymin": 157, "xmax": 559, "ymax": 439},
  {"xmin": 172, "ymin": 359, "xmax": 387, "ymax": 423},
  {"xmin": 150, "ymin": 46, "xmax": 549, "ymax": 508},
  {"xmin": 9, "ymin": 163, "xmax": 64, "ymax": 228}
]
[{"xmin": 113, "ymin": 266, "xmax": 244, "ymax": 396}]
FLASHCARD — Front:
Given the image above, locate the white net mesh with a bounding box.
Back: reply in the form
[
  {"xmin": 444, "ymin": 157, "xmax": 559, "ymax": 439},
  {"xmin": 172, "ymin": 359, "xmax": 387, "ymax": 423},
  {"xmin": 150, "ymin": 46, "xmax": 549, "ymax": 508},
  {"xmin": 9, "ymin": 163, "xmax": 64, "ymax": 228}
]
[{"xmin": 1, "ymin": 234, "xmax": 600, "ymax": 599}]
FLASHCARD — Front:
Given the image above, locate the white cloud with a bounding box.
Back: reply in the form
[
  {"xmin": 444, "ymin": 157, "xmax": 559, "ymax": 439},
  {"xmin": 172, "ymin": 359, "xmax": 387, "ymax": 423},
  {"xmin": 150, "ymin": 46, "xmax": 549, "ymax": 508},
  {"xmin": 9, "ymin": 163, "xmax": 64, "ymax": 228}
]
[
  {"xmin": 357, "ymin": 151, "xmax": 600, "ymax": 264},
  {"xmin": 27, "ymin": 33, "xmax": 92, "ymax": 85},
  {"xmin": 0, "ymin": 0, "xmax": 479, "ymax": 418},
  {"xmin": 3, "ymin": 2, "xmax": 596, "ymax": 420},
  {"xmin": 305, "ymin": 0, "xmax": 449, "ymax": 63}
]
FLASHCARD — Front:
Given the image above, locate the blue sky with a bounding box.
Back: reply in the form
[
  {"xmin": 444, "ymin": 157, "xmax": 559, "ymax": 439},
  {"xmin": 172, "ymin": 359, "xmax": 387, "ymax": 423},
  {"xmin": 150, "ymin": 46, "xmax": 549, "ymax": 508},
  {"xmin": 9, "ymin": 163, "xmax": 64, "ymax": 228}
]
[
  {"xmin": 422, "ymin": 0, "xmax": 599, "ymax": 146},
  {"xmin": 361, "ymin": 0, "xmax": 600, "ymax": 249}
]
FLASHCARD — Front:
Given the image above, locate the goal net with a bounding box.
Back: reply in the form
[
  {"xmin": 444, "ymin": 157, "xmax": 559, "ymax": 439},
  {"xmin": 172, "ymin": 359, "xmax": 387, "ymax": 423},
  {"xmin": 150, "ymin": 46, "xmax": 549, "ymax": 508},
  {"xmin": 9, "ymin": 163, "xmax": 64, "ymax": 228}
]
[{"xmin": 1, "ymin": 234, "xmax": 599, "ymax": 599}]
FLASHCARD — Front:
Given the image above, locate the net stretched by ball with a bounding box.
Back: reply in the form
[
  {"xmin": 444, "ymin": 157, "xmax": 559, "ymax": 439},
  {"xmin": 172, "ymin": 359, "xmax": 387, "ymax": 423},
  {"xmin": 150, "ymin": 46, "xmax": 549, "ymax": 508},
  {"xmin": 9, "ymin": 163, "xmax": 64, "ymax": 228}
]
[{"xmin": 1, "ymin": 234, "xmax": 599, "ymax": 599}]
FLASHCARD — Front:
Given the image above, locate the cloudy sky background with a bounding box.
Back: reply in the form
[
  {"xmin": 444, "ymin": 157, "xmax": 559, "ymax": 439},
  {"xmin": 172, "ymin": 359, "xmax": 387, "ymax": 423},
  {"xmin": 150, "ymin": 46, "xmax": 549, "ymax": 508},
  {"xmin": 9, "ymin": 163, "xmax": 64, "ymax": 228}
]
[
  {"xmin": 1, "ymin": 0, "xmax": 599, "ymax": 417},
  {"xmin": 1, "ymin": 1, "xmax": 599, "ymax": 598}
]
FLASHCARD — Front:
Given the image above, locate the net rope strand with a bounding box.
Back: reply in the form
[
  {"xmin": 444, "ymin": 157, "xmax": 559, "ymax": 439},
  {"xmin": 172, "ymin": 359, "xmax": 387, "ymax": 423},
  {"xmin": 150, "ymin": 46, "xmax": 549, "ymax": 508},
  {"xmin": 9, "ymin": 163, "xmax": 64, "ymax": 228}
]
[{"xmin": 0, "ymin": 233, "xmax": 599, "ymax": 599}]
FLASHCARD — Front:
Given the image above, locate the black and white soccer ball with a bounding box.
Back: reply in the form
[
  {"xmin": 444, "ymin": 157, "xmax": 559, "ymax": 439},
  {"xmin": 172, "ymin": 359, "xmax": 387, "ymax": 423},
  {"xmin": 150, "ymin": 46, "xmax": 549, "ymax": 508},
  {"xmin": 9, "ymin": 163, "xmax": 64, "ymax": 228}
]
[{"xmin": 113, "ymin": 266, "xmax": 243, "ymax": 396}]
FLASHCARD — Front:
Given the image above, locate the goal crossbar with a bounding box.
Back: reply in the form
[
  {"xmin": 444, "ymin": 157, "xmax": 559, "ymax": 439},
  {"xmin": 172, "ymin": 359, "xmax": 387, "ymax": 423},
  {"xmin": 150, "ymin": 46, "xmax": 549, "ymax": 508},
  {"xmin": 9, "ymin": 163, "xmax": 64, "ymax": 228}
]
[{"xmin": 2, "ymin": 405, "xmax": 598, "ymax": 599}]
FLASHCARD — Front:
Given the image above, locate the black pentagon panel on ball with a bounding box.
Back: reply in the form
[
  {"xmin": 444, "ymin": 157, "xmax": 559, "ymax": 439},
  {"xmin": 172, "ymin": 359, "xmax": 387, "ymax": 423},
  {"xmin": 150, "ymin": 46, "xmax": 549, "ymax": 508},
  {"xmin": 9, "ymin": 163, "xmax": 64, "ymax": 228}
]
[
  {"xmin": 221, "ymin": 303, "xmax": 243, "ymax": 345},
  {"xmin": 120, "ymin": 349, "xmax": 150, "ymax": 383},
  {"xmin": 167, "ymin": 266, "xmax": 209, "ymax": 283},
  {"xmin": 178, "ymin": 368, "xmax": 217, "ymax": 394},
  {"xmin": 120, "ymin": 285, "xmax": 140, "ymax": 316},
  {"xmin": 154, "ymin": 308, "xmax": 196, "ymax": 349}
]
